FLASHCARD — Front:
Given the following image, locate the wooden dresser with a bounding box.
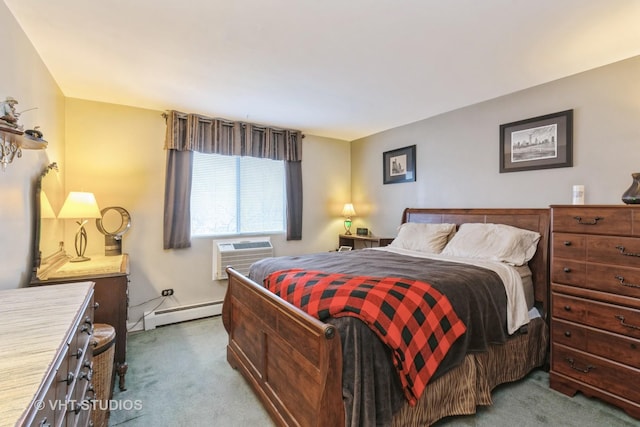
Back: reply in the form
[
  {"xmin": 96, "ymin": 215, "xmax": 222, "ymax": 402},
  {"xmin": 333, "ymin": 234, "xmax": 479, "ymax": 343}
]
[
  {"xmin": 0, "ymin": 282, "xmax": 95, "ymax": 427},
  {"xmin": 31, "ymin": 254, "xmax": 130, "ymax": 391},
  {"xmin": 550, "ymin": 205, "xmax": 640, "ymax": 420}
]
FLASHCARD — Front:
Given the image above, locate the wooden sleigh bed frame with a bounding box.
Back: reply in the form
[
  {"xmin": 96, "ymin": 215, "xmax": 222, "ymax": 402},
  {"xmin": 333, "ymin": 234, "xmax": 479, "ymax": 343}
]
[{"xmin": 222, "ymin": 208, "xmax": 550, "ymax": 426}]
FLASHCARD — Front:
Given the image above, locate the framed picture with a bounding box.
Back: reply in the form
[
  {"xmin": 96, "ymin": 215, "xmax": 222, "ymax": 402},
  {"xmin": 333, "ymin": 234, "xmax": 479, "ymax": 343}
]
[
  {"xmin": 499, "ymin": 110, "xmax": 573, "ymax": 173},
  {"xmin": 383, "ymin": 145, "xmax": 416, "ymax": 184}
]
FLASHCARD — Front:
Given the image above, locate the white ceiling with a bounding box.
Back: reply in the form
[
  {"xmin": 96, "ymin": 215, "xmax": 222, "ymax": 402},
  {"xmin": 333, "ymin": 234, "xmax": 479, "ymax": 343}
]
[{"xmin": 5, "ymin": 0, "xmax": 640, "ymax": 141}]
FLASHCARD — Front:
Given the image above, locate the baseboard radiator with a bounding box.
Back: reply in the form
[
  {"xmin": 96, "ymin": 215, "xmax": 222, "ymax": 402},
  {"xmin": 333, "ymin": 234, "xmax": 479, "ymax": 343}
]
[{"xmin": 143, "ymin": 300, "xmax": 222, "ymax": 331}]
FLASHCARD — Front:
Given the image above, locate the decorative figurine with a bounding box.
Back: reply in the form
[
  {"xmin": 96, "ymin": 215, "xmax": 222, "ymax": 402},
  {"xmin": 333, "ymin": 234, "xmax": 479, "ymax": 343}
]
[
  {"xmin": 0, "ymin": 96, "xmax": 20, "ymax": 129},
  {"xmin": 25, "ymin": 126, "xmax": 44, "ymax": 140}
]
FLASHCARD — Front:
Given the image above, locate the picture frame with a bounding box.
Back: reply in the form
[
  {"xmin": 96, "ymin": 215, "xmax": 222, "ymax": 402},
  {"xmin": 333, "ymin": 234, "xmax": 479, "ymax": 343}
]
[
  {"xmin": 383, "ymin": 145, "xmax": 416, "ymax": 184},
  {"xmin": 499, "ymin": 109, "xmax": 573, "ymax": 173}
]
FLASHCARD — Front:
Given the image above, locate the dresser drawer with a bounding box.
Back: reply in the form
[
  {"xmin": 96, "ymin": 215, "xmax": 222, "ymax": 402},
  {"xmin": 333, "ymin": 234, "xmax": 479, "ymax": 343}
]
[
  {"xmin": 553, "ymin": 233, "xmax": 640, "ymax": 269},
  {"xmin": 552, "ymin": 343, "xmax": 640, "ymax": 403},
  {"xmin": 551, "ymin": 259, "xmax": 586, "ymax": 286},
  {"xmin": 552, "ymin": 318, "xmax": 640, "ymax": 368},
  {"xmin": 552, "ymin": 261, "xmax": 640, "ymax": 299},
  {"xmin": 586, "ymin": 235, "xmax": 640, "ymax": 268},
  {"xmin": 551, "ymin": 318, "xmax": 587, "ymax": 351},
  {"xmin": 552, "ymin": 207, "xmax": 633, "ymax": 235},
  {"xmin": 553, "ymin": 292, "xmax": 640, "ymax": 339},
  {"xmin": 585, "ymin": 263, "xmax": 640, "ymax": 299},
  {"xmin": 552, "ymin": 232, "xmax": 586, "ymax": 259}
]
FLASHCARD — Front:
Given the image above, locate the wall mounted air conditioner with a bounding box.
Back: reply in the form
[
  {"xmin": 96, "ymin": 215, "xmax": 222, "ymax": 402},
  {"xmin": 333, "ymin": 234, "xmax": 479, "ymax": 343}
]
[{"xmin": 213, "ymin": 237, "xmax": 273, "ymax": 280}]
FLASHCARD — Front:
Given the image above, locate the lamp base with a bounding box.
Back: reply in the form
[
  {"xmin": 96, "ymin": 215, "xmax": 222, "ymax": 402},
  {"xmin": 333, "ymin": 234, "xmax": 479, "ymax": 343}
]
[
  {"xmin": 344, "ymin": 218, "xmax": 353, "ymax": 235},
  {"xmin": 69, "ymin": 255, "xmax": 91, "ymax": 263}
]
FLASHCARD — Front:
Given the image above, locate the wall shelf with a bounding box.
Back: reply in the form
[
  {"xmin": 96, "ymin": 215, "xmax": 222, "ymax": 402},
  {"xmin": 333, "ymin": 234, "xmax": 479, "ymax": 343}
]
[{"xmin": 0, "ymin": 126, "xmax": 47, "ymax": 170}]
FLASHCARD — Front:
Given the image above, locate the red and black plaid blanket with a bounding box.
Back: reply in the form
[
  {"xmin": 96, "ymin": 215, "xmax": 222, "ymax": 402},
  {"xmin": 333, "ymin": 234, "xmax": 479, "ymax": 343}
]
[{"xmin": 264, "ymin": 269, "xmax": 467, "ymax": 405}]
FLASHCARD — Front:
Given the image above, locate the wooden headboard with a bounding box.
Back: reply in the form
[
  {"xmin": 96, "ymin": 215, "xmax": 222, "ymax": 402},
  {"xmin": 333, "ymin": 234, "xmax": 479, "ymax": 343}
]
[{"xmin": 401, "ymin": 208, "xmax": 550, "ymax": 314}]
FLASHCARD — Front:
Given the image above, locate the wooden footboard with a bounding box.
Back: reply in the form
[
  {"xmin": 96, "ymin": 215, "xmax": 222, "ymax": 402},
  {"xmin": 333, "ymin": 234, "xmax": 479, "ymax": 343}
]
[{"xmin": 222, "ymin": 267, "xmax": 344, "ymax": 427}]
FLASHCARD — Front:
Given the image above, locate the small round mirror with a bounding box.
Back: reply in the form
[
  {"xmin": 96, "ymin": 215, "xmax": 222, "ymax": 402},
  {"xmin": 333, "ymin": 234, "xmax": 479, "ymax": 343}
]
[{"xmin": 96, "ymin": 207, "xmax": 131, "ymax": 255}]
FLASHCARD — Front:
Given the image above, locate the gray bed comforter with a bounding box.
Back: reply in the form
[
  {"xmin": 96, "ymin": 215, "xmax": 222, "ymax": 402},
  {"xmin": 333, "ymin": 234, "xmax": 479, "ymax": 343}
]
[{"xmin": 248, "ymin": 249, "xmax": 510, "ymax": 426}]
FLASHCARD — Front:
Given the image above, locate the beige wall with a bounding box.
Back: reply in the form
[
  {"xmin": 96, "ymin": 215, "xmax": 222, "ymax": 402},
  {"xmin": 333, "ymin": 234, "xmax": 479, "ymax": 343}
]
[
  {"xmin": 0, "ymin": 2, "xmax": 65, "ymax": 290},
  {"xmin": 64, "ymin": 99, "xmax": 352, "ymax": 326},
  {"xmin": 3, "ymin": 2, "xmax": 640, "ymax": 330},
  {"xmin": 351, "ymin": 56, "xmax": 640, "ymax": 237}
]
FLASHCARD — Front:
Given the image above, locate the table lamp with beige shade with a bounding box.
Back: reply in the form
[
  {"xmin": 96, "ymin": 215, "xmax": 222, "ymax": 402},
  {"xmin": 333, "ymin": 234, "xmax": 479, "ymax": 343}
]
[{"xmin": 58, "ymin": 191, "xmax": 101, "ymax": 262}]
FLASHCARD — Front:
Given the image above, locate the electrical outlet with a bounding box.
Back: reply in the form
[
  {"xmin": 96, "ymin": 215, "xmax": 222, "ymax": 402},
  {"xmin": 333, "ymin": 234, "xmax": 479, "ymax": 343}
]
[{"xmin": 161, "ymin": 289, "xmax": 174, "ymax": 297}]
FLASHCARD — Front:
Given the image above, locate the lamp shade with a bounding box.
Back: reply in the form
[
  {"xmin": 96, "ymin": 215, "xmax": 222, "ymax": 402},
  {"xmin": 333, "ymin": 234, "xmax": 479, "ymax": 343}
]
[
  {"xmin": 58, "ymin": 192, "xmax": 101, "ymax": 219},
  {"xmin": 341, "ymin": 203, "xmax": 356, "ymax": 218}
]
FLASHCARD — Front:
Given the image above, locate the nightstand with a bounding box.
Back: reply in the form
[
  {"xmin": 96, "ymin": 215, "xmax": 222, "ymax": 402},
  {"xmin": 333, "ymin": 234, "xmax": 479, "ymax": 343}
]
[
  {"xmin": 338, "ymin": 234, "xmax": 394, "ymax": 250},
  {"xmin": 31, "ymin": 253, "xmax": 130, "ymax": 391}
]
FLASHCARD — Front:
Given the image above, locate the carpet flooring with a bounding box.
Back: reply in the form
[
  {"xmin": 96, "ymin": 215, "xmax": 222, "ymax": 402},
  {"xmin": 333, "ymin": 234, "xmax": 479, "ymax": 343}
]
[{"xmin": 108, "ymin": 316, "xmax": 638, "ymax": 426}]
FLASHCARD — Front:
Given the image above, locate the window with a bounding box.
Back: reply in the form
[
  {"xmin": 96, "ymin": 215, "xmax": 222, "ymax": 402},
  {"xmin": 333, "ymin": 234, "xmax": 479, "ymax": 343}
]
[{"xmin": 191, "ymin": 152, "xmax": 285, "ymax": 236}]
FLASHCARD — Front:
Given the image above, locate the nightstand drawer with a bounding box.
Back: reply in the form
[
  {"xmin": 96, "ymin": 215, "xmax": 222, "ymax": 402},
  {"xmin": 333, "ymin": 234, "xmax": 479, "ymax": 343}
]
[
  {"xmin": 552, "ymin": 344, "xmax": 640, "ymax": 403},
  {"xmin": 552, "ymin": 207, "xmax": 632, "ymax": 235},
  {"xmin": 553, "ymin": 293, "xmax": 640, "ymax": 339}
]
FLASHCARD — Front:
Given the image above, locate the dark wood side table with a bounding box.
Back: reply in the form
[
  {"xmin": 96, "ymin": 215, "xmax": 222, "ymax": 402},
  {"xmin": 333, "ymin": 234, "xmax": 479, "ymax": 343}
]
[
  {"xmin": 31, "ymin": 254, "xmax": 130, "ymax": 391},
  {"xmin": 338, "ymin": 234, "xmax": 394, "ymax": 249}
]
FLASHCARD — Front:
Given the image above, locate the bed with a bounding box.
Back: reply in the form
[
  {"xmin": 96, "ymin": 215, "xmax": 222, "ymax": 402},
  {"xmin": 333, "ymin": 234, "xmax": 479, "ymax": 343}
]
[{"xmin": 222, "ymin": 208, "xmax": 550, "ymax": 426}]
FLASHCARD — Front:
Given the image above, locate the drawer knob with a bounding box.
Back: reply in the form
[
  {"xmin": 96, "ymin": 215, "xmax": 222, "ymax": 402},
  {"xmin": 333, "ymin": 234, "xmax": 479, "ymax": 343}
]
[
  {"xmin": 94, "ymin": 302, "xmax": 100, "ymax": 310},
  {"xmin": 616, "ymin": 245, "xmax": 640, "ymax": 258},
  {"xmin": 72, "ymin": 401, "xmax": 83, "ymax": 415},
  {"xmin": 615, "ymin": 315, "xmax": 640, "ymax": 330},
  {"xmin": 73, "ymin": 348, "xmax": 83, "ymax": 359},
  {"xmin": 615, "ymin": 275, "xmax": 640, "ymax": 289},
  {"xmin": 65, "ymin": 372, "xmax": 74, "ymax": 385},
  {"xmin": 563, "ymin": 267, "xmax": 571, "ymax": 273},
  {"xmin": 38, "ymin": 418, "xmax": 51, "ymax": 427},
  {"xmin": 564, "ymin": 305, "xmax": 572, "ymax": 311},
  {"xmin": 573, "ymin": 216, "xmax": 603, "ymax": 225},
  {"xmin": 79, "ymin": 368, "xmax": 93, "ymax": 382},
  {"xmin": 565, "ymin": 357, "xmax": 594, "ymax": 373},
  {"xmin": 563, "ymin": 241, "xmax": 572, "ymax": 246},
  {"xmin": 564, "ymin": 331, "xmax": 572, "ymax": 337}
]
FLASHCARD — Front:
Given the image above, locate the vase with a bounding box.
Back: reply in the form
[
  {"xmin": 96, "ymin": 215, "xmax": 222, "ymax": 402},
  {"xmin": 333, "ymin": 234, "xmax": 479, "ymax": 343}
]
[{"xmin": 622, "ymin": 173, "xmax": 640, "ymax": 204}]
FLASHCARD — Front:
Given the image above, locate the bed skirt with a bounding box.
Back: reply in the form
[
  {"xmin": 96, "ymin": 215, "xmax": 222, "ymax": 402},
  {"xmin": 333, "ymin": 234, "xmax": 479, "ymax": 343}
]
[{"xmin": 392, "ymin": 316, "xmax": 548, "ymax": 426}]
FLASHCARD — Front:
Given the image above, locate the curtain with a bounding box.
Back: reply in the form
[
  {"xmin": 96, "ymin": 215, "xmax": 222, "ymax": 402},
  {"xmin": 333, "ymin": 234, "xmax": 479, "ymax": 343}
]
[
  {"xmin": 163, "ymin": 149, "xmax": 193, "ymax": 249},
  {"xmin": 285, "ymin": 161, "xmax": 303, "ymax": 240},
  {"xmin": 163, "ymin": 110, "xmax": 303, "ymax": 249}
]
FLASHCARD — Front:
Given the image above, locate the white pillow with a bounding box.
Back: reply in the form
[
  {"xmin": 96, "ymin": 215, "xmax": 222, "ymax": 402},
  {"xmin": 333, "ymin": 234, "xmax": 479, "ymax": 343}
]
[
  {"xmin": 441, "ymin": 223, "xmax": 540, "ymax": 266},
  {"xmin": 389, "ymin": 222, "xmax": 456, "ymax": 254}
]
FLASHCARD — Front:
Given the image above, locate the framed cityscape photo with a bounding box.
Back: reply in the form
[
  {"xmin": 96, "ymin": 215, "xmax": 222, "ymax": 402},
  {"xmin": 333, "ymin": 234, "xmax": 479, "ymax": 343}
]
[{"xmin": 499, "ymin": 110, "xmax": 573, "ymax": 173}]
